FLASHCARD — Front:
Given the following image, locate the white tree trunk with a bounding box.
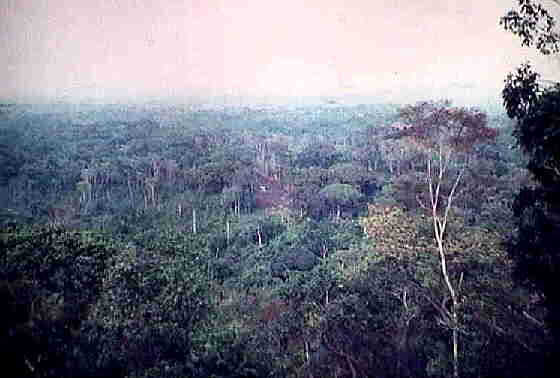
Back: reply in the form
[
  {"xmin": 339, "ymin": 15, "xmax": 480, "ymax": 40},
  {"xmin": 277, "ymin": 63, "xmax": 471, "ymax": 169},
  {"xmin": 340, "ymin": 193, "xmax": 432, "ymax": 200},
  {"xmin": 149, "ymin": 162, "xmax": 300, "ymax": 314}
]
[{"xmin": 427, "ymin": 151, "xmax": 465, "ymax": 378}]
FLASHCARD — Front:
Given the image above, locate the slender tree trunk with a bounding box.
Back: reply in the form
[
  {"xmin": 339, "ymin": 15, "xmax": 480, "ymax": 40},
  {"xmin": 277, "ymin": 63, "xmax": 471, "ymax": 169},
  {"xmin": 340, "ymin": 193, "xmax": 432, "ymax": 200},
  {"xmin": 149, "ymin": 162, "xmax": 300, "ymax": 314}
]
[
  {"xmin": 452, "ymin": 312, "xmax": 459, "ymax": 378},
  {"xmin": 127, "ymin": 176, "xmax": 134, "ymax": 205},
  {"xmin": 435, "ymin": 225, "xmax": 460, "ymax": 378},
  {"xmin": 256, "ymin": 226, "xmax": 262, "ymax": 248},
  {"xmin": 428, "ymin": 153, "xmax": 464, "ymax": 378},
  {"xmin": 226, "ymin": 220, "xmax": 230, "ymax": 245}
]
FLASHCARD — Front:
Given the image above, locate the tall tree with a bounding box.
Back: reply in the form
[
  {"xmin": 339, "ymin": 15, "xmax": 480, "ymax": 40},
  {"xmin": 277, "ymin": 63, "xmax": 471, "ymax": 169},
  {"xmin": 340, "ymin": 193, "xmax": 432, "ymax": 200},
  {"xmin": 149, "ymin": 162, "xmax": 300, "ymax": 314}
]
[{"xmin": 395, "ymin": 101, "xmax": 496, "ymax": 378}]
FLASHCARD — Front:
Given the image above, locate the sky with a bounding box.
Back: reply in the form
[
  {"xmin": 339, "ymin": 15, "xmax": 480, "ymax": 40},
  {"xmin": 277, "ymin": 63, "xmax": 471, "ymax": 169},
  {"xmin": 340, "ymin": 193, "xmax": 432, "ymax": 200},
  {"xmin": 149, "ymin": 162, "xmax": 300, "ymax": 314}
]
[{"xmin": 1, "ymin": 0, "xmax": 560, "ymax": 104}]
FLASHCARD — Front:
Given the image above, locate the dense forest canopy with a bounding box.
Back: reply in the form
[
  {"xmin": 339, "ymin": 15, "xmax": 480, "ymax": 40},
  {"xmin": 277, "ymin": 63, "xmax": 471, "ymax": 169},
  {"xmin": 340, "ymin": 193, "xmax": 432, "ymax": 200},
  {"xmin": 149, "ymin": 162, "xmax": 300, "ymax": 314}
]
[{"xmin": 1, "ymin": 98, "xmax": 551, "ymax": 378}]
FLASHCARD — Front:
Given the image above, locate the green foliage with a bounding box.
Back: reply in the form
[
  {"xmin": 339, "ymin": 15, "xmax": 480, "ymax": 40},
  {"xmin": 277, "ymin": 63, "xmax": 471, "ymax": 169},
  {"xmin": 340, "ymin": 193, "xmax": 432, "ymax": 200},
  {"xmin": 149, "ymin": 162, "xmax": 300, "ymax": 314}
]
[
  {"xmin": 0, "ymin": 101, "xmax": 544, "ymax": 377},
  {"xmin": 0, "ymin": 125, "xmax": 25, "ymax": 185},
  {"xmin": 90, "ymin": 240, "xmax": 210, "ymax": 376},
  {"xmin": 294, "ymin": 142, "xmax": 342, "ymax": 169},
  {"xmin": 319, "ymin": 183, "xmax": 361, "ymax": 202},
  {"xmin": 503, "ymin": 63, "xmax": 542, "ymax": 121},
  {"xmin": 0, "ymin": 226, "xmax": 116, "ymax": 377},
  {"xmin": 509, "ymin": 85, "xmax": 560, "ymax": 185},
  {"xmin": 359, "ymin": 205, "xmax": 552, "ymax": 377},
  {"xmin": 317, "ymin": 183, "xmax": 363, "ymax": 218},
  {"xmin": 503, "ymin": 67, "xmax": 560, "ymax": 353},
  {"xmin": 329, "ymin": 162, "xmax": 378, "ymax": 196}
]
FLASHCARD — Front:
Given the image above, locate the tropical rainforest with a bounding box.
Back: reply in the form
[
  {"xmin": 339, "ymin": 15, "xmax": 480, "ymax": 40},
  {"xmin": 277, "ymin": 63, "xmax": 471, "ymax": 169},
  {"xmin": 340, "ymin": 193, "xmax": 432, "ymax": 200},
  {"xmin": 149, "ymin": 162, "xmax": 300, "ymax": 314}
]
[
  {"xmin": 2, "ymin": 1, "xmax": 560, "ymax": 377},
  {"xmin": 0, "ymin": 98, "xmax": 550, "ymax": 378}
]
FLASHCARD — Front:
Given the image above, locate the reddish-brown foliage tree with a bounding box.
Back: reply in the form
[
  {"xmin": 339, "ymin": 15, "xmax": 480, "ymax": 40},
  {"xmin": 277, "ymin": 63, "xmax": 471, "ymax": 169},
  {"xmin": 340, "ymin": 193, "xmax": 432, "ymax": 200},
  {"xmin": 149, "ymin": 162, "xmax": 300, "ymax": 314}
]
[{"xmin": 396, "ymin": 101, "xmax": 497, "ymax": 154}]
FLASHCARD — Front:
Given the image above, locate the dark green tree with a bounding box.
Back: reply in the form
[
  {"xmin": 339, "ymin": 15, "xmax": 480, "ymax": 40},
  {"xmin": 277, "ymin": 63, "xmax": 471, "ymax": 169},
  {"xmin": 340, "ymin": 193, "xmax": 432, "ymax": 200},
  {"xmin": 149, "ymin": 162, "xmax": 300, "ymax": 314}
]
[
  {"xmin": 294, "ymin": 142, "xmax": 342, "ymax": 169},
  {"xmin": 501, "ymin": 0, "xmax": 560, "ymax": 357},
  {"xmin": 0, "ymin": 226, "xmax": 116, "ymax": 377},
  {"xmin": 503, "ymin": 84, "xmax": 560, "ymax": 347},
  {"xmin": 318, "ymin": 183, "xmax": 363, "ymax": 220}
]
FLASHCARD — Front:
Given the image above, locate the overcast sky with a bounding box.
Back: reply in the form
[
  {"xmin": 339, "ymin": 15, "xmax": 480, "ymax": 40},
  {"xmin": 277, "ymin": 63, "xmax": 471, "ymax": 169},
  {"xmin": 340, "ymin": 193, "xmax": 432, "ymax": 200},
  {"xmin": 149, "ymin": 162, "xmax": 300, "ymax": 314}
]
[{"xmin": 2, "ymin": 0, "xmax": 559, "ymax": 104}]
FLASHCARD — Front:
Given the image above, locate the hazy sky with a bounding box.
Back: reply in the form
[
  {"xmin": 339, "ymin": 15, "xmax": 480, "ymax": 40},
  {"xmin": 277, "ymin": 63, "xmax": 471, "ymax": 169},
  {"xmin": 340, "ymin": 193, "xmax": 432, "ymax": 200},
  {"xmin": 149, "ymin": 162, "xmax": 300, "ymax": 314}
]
[{"xmin": 2, "ymin": 0, "xmax": 560, "ymax": 103}]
